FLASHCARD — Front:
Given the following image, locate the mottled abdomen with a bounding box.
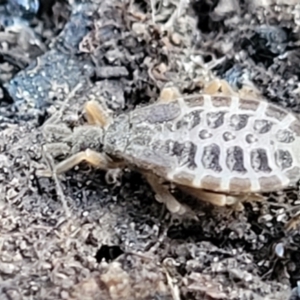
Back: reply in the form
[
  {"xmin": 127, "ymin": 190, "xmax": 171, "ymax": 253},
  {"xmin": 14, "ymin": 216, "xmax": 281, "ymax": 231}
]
[{"xmin": 122, "ymin": 95, "xmax": 300, "ymax": 193}]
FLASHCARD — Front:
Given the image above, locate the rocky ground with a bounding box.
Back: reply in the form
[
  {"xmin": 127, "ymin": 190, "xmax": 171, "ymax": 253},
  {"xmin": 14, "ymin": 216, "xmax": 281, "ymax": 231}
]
[{"xmin": 1, "ymin": 0, "xmax": 300, "ymax": 299}]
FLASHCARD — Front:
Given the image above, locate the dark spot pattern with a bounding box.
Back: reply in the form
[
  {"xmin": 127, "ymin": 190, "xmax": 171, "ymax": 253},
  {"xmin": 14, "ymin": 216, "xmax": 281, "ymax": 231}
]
[
  {"xmin": 202, "ymin": 144, "xmax": 222, "ymax": 172},
  {"xmin": 226, "ymin": 146, "xmax": 247, "ymax": 174},
  {"xmin": 251, "ymin": 149, "xmax": 272, "ymax": 173},
  {"xmin": 211, "ymin": 96, "xmax": 231, "ymax": 107},
  {"xmin": 245, "ymin": 134, "xmax": 257, "ymax": 144},
  {"xmin": 141, "ymin": 102, "xmax": 181, "ymax": 124},
  {"xmin": 131, "ymin": 135, "xmax": 151, "ymax": 147},
  {"xmin": 160, "ymin": 140, "xmax": 197, "ymax": 170},
  {"xmin": 206, "ymin": 112, "xmax": 226, "ymax": 129},
  {"xmin": 265, "ymin": 105, "xmax": 288, "ymax": 121},
  {"xmin": 199, "ymin": 129, "xmax": 212, "ymax": 139},
  {"xmin": 230, "ymin": 114, "xmax": 249, "ymax": 131},
  {"xmin": 172, "ymin": 141, "xmax": 197, "ymax": 169},
  {"xmin": 223, "ymin": 132, "xmax": 235, "ymax": 141},
  {"xmin": 275, "ymin": 150, "xmax": 293, "ymax": 170},
  {"xmin": 176, "ymin": 110, "xmax": 202, "ymax": 130},
  {"xmin": 286, "ymin": 167, "xmax": 300, "ymax": 183},
  {"xmin": 276, "ymin": 129, "xmax": 295, "ymax": 143},
  {"xmin": 289, "ymin": 121, "xmax": 300, "ymax": 136},
  {"xmin": 253, "ymin": 119, "xmax": 273, "ymax": 134},
  {"xmin": 161, "ymin": 140, "xmax": 174, "ymax": 154},
  {"xmin": 239, "ymin": 98, "xmax": 259, "ymax": 111},
  {"xmin": 185, "ymin": 96, "xmax": 204, "ymax": 107}
]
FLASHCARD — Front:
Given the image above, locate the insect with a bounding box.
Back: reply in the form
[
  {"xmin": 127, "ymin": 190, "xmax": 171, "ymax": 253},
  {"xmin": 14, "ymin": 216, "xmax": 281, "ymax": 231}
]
[{"xmin": 39, "ymin": 80, "xmax": 300, "ymax": 214}]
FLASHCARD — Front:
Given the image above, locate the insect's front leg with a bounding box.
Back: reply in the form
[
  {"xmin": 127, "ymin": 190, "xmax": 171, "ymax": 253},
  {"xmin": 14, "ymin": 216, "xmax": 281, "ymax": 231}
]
[
  {"xmin": 55, "ymin": 149, "xmax": 118, "ymax": 174},
  {"xmin": 38, "ymin": 149, "xmax": 123, "ymax": 178},
  {"xmin": 84, "ymin": 100, "xmax": 112, "ymax": 127}
]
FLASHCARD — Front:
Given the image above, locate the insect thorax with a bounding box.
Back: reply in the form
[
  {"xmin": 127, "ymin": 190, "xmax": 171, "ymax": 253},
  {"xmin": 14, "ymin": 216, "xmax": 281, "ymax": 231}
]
[
  {"xmin": 71, "ymin": 126, "xmax": 105, "ymax": 153},
  {"xmin": 104, "ymin": 114, "xmax": 130, "ymax": 157}
]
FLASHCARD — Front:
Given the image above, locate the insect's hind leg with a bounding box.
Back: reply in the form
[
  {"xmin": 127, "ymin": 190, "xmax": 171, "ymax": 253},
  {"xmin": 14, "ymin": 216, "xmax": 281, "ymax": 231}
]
[
  {"xmin": 143, "ymin": 172, "xmax": 188, "ymax": 214},
  {"xmin": 179, "ymin": 185, "xmax": 265, "ymax": 210}
]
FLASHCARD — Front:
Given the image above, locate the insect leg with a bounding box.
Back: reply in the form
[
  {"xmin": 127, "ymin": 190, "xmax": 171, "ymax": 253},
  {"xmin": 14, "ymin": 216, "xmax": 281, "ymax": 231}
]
[
  {"xmin": 84, "ymin": 100, "xmax": 112, "ymax": 127},
  {"xmin": 53, "ymin": 149, "xmax": 116, "ymax": 175},
  {"xmin": 204, "ymin": 79, "xmax": 237, "ymax": 96},
  {"xmin": 144, "ymin": 172, "xmax": 187, "ymax": 214}
]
